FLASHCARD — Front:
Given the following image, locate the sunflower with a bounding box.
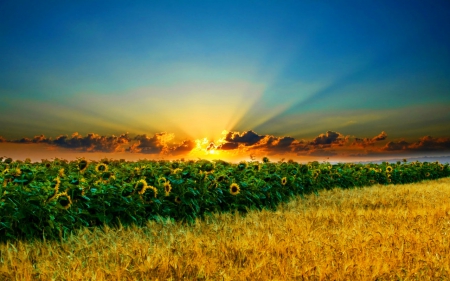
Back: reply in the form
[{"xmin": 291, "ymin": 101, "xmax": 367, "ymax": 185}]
[
  {"xmin": 140, "ymin": 186, "xmax": 158, "ymax": 204},
  {"xmin": 1, "ymin": 168, "xmax": 9, "ymax": 175},
  {"xmin": 53, "ymin": 176, "xmax": 61, "ymax": 190},
  {"xmin": 95, "ymin": 163, "xmax": 108, "ymax": 173},
  {"xmin": 58, "ymin": 168, "xmax": 65, "ymax": 178},
  {"xmin": 78, "ymin": 159, "xmax": 88, "ymax": 172},
  {"xmin": 57, "ymin": 192, "xmax": 72, "ymax": 209},
  {"xmin": 172, "ymin": 168, "xmax": 182, "ymax": 174},
  {"xmin": 281, "ymin": 177, "xmax": 287, "ymax": 186},
  {"xmin": 25, "ymin": 158, "xmax": 31, "ymax": 164},
  {"xmin": 313, "ymin": 171, "xmax": 320, "ymax": 179},
  {"xmin": 237, "ymin": 161, "xmax": 247, "ymax": 171},
  {"xmin": 12, "ymin": 168, "xmax": 21, "ymax": 177},
  {"xmin": 46, "ymin": 177, "xmax": 61, "ymax": 202},
  {"xmin": 425, "ymin": 172, "xmax": 430, "ymax": 177},
  {"xmin": 386, "ymin": 166, "xmax": 393, "ymax": 173},
  {"xmin": 135, "ymin": 179, "xmax": 148, "ymax": 194},
  {"xmin": 230, "ymin": 183, "xmax": 240, "ymax": 195},
  {"xmin": 164, "ymin": 181, "xmax": 172, "ymax": 196},
  {"xmin": 174, "ymin": 196, "xmax": 182, "ymax": 204},
  {"xmin": 216, "ymin": 174, "xmax": 226, "ymax": 182},
  {"xmin": 440, "ymin": 164, "xmax": 445, "ymax": 171}
]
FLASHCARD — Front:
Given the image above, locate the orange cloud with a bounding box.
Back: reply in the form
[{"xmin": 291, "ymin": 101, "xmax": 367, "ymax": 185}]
[
  {"xmin": 352, "ymin": 131, "xmax": 387, "ymax": 148},
  {"xmin": 383, "ymin": 136, "xmax": 450, "ymax": 152}
]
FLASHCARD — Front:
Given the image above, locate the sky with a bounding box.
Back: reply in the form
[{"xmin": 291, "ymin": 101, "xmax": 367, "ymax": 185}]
[{"xmin": 1, "ymin": 0, "xmax": 450, "ymax": 163}]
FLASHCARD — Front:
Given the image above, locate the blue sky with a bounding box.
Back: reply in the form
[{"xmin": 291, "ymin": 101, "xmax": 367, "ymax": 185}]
[{"xmin": 1, "ymin": 1, "xmax": 449, "ymax": 162}]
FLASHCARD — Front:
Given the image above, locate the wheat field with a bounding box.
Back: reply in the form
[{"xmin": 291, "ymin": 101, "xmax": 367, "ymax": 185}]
[{"xmin": 1, "ymin": 177, "xmax": 450, "ymax": 280}]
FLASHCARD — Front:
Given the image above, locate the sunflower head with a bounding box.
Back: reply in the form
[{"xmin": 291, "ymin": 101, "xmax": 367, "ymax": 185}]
[
  {"xmin": 57, "ymin": 192, "xmax": 72, "ymax": 209},
  {"xmin": 12, "ymin": 168, "xmax": 21, "ymax": 177},
  {"xmin": 174, "ymin": 196, "xmax": 182, "ymax": 204},
  {"xmin": 313, "ymin": 171, "xmax": 320, "ymax": 179},
  {"xmin": 281, "ymin": 177, "xmax": 287, "ymax": 186},
  {"xmin": 262, "ymin": 157, "xmax": 270, "ymax": 163},
  {"xmin": 216, "ymin": 174, "xmax": 226, "ymax": 182},
  {"xmin": 95, "ymin": 163, "xmax": 108, "ymax": 173},
  {"xmin": 426, "ymin": 172, "xmax": 430, "ymax": 177},
  {"xmin": 164, "ymin": 181, "xmax": 172, "ymax": 196},
  {"xmin": 237, "ymin": 161, "xmax": 247, "ymax": 171},
  {"xmin": 78, "ymin": 159, "xmax": 89, "ymax": 172},
  {"xmin": 135, "ymin": 179, "xmax": 148, "ymax": 194},
  {"xmin": 386, "ymin": 166, "xmax": 393, "ymax": 173},
  {"xmin": 230, "ymin": 183, "xmax": 240, "ymax": 195}
]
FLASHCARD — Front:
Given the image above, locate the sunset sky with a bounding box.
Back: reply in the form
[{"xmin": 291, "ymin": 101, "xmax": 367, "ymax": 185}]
[{"xmin": 1, "ymin": 1, "xmax": 450, "ymax": 163}]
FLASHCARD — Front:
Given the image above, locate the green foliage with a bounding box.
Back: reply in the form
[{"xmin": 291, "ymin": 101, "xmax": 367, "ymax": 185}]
[{"xmin": 0, "ymin": 158, "xmax": 449, "ymax": 242}]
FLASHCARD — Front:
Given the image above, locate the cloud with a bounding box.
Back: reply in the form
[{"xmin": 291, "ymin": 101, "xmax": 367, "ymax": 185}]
[
  {"xmin": 3, "ymin": 133, "xmax": 132, "ymax": 152},
  {"xmin": 224, "ymin": 130, "xmax": 264, "ymax": 146},
  {"xmin": 217, "ymin": 130, "xmax": 344, "ymax": 156},
  {"xmin": 127, "ymin": 133, "xmax": 174, "ymax": 154},
  {"xmin": 309, "ymin": 131, "xmax": 348, "ymax": 147},
  {"xmin": 53, "ymin": 132, "xmax": 131, "ymax": 152},
  {"xmin": 126, "ymin": 132, "xmax": 195, "ymax": 156},
  {"xmin": 352, "ymin": 131, "xmax": 387, "ymax": 148},
  {"xmin": 382, "ymin": 136, "xmax": 450, "ymax": 152},
  {"xmin": 169, "ymin": 139, "xmax": 196, "ymax": 155}
]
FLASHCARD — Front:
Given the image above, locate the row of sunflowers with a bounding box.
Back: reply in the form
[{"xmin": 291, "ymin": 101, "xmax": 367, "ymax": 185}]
[{"xmin": 1, "ymin": 156, "xmax": 449, "ymax": 242}]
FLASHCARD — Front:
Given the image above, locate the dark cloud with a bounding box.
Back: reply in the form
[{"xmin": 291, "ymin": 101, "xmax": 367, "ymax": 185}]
[
  {"xmin": 310, "ymin": 131, "xmax": 348, "ymax": 147},
  {"xmin": 372, "ymin": 131, "xmax": 388, "ymax": 141},
  {"xmin": 224, "ymin": 130, "xmax": 264, "ymax": 146},
  {"xmin": 127, "ymin": 133, "xmax": 195, "ymax": 156},
  {"xmin": 383, "ymin": 136, "xmax": 450, "ymax": 152},
  {"xmin": 10, "ymin": 134, "xmax": 52, "ymax": 144},
  {"xmin": 352, "ymin": 131, "xmax": 387, "ymax": 148},
  {"xmin": 170, "ymin": 140, "xmax": 196, "ymax": 155},
  {"xmin": 127, "ymin": 133, "xmax": 172, "ymax": 154},
  {"xmin": 409, "ymin": 136, "xmax": 450, "ymax": 151},
  {"xmin": 382, "ymin": 140, "xmax": 410, "ymax": 151},
  {"xmin": 217, "ymin": 142, "xmax": 239, "ymax": 150},
  {"xmin": 53, "ymin": 132, "xmax": 131, "ymax": 152}
]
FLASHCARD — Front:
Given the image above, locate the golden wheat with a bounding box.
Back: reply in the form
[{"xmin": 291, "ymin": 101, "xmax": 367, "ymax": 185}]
[{"xmin": 1, "ymin": 178, "xmax": 450, "ymax": 280}]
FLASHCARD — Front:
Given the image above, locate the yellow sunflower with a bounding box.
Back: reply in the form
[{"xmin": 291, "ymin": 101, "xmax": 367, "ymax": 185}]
[
  {"xmin": 281, "ymin": 177, "xmax": 287, "ymax": 186},
  {"xmin": 135, "ymin": 179, "xmax": 148, "ymax": 194},
  {"xmin": 57, "ymin": 192, "xmax": 72, "ymax": 209},
  {"xmin": 58, "ymin": 168, "xmax": 65, "ymax": 178},
  {"xmin": 174, "ymin": 196, "xmax": 182, "ymax": 204},
  {"xmin": 386, "ymin": 166, "xmax": 393, "ymax": 173},
  {"xmin": 95, "ymin": 163, "xmax": 108, "ymax": 173},
  {"xmin": 230, "ymin": 183, "xmax": 240, "ymax": 195},
  {"xmin": 164, "ymin": 181, "xmax": 172, "ymax": 196},
  {"xmin": 425, "ymin": 172, "xmax": 430, "ymax": 177},
  {"xmin": 12, "ymin": 168, "xmax": 21, "ymax": 177}
]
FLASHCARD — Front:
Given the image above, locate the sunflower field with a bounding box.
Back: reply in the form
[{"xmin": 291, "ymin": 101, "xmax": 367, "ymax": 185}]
[{"xmin": 0, "ymin": 156, "xmax": 449, "ymax": 242}]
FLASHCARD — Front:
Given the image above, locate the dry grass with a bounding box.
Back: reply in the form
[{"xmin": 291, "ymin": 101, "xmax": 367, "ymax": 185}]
[{"xmin": 1, "ymin": 178, "xmax": 450, "ymax": 280}]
